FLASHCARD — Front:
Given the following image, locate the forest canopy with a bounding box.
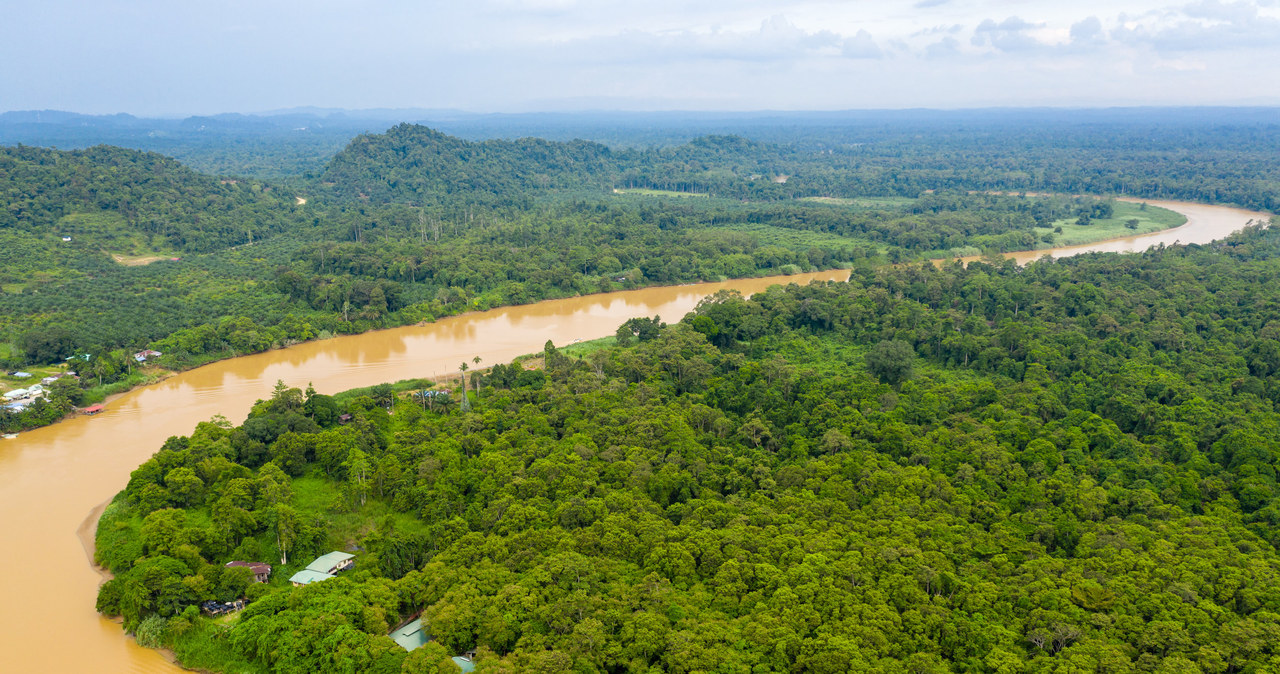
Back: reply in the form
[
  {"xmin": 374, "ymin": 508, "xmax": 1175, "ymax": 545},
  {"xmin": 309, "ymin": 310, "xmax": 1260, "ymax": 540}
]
[{"xmin": 96, "ymin": 223, "xmax": 1280, "ymax": 673}]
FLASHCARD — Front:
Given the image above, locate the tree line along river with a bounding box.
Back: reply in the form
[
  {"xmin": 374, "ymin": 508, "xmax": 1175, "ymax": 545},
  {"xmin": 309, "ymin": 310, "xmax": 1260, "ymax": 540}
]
[{"xmin": 0, "ymin": 198, "xmax": 1268, "ymax": 673}]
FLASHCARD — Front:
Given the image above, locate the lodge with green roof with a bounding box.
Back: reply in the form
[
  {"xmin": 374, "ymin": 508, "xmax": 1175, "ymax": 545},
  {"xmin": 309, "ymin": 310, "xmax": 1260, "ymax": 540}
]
[
  {"xmin": 306, "ymin": 551, "xmax": 354, "ymax": 574},
  {"xmin": 387, "ymin": 616, "xmax": 475, "ymax": 671},
  {"xmin": 287, "ymin": 551, "xmax": 356, "ymax": 586},
  {"xmin": 390, "ymin": 618, "xmax": 429, "ymax": 652}
]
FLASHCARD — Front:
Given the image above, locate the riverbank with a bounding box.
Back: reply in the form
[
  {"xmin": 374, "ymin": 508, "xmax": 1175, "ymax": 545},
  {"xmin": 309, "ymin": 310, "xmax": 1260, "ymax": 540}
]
[
  {"xmin": 77, "ymin": 234, "xmax": 1280, "ymax": 673},
  {"xmin": 0, "ymin": 194, "xmax": 1262, "ymax": 672},
  {"xmin": 0, "ymin": 193, "xmax": 1259, "ymax": 670},
  {"xmin": 78, "ymin": 498, "xmax": 112, "ymax": 583},
  {"xmin": 949, "ymin": 198, "xmax": 1272, "ymax": 266},
  {"xmin": 0, "ymin": 267, "xmax": 847, "ymax": 673},
  {"xmin": 10, "ymin": 196, "xmax": 1274, "ymax": 442},
  {"xmin": 2, "ymin": 263, "xmax": 853, "ymax": 438}
]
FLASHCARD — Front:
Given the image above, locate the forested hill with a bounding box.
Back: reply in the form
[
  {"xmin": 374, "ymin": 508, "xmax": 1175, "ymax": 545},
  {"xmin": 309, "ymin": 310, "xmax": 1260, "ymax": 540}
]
[
  {"xmin": 0, "ymin": 144, "xmax": 304, "ymax": 252},
  {"xmin": 317, "ymin": 124, "xmax": 618, "ymax": 203},
  {"xmin": 315, "ymin": 125, "xmax": 799, "ymax": 204},
  {"xmin": 313, "ymin": 121, "xmax": 1280, "ymax": 211},
  {"xmin": 98, "ymin": 224, "xmax": 1280, "ymax": 673}
]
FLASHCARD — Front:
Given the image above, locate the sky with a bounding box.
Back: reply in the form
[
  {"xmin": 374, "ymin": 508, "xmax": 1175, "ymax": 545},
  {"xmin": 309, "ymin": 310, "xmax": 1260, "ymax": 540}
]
[{"xmin": 3, "ymin": 0, "xmax": 1280, "ymax": 114}]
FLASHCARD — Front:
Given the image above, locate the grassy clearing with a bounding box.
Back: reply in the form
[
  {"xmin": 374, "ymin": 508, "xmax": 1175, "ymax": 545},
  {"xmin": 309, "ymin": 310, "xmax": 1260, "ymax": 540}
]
[
  {"xmin": 692, "ymin": 221, "xmax": 876, "ymax": 254},
  {"xmin": 53, "ymin": 212, "xmax": 182, "ymax": 265},
  {"xmin": 801, "ymin": 196, "xmax": 917, "ymax": 208},
  {"xmin": 1039, "ymin": 201, "xmax": 1186, "ymax": 248},
  {"xmin": 292, "ymin": 475, "xmax": 430, "ymax": 549},
  {"xmin": 612, "ymin": 187, "xmax": 708, "ymax": 198},
  {"xmin": 562, "ymin": 335, "xmax": 617, "ymax": 358},
  {"xmin": 57, "ymin": 212, "xmax": 182, "ymax": 262},
  {"xmin": 331, "ymin": 377, "xmax": 439, "ymax": 403}
]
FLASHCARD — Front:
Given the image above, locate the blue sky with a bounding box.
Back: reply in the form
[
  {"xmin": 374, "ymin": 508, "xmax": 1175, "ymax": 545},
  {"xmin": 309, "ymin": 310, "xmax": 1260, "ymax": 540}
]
[{"xmin": 4, "ymin": 0, "xmax": 1279, "ymax": 114}]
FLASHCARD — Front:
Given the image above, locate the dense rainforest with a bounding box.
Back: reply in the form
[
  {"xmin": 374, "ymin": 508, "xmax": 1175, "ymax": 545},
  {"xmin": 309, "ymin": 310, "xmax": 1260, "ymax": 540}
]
[
  {"xmin": 0, "ymin": 134, "xmax": 1165, "ymax": 374},
  {"xmin": 96, "ymin": 223, "xmax": 1280, "ymax": 673},
  {"xmin": 6, "ymin": 109, "xmax": 1278, "ymax": 210},
  {"xmin": 0, "ymin": 144, "xmax": 304, "ymax": 251},
  {"xmin": 313, "ymin": 120, "xmax": 1280, "ymax": 212},
  {"xmin": 0, "ymin": 115, "xmax": 1271, "ymax": 436}
]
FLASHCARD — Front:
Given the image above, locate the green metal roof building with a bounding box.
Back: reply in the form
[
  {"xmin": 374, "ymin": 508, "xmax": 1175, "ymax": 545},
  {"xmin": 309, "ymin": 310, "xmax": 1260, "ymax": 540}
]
[
  {"xmin": 305, "ymin": 551, "xmax": 355, "ymax": 574},
  {"xmin": 390, "ymin": 618, "xmax": 430, "ymax": 652},
  {"xmin": 288, "ymin": 569, "xmax": 333, "ymax": 586},
  {"xmin": 384, "ymin": 616, "xmax": 474, "ymax": 671}
]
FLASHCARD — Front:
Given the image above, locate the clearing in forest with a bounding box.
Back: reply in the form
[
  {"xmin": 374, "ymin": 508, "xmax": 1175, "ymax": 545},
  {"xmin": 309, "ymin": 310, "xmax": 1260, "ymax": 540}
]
[
  {"xmin": 802, "ymin": 196, "xmax": 917, "ymax": 208},
  {"xmin": 612, "ymin": 187, "xmax": 709, "ymax": 198}
]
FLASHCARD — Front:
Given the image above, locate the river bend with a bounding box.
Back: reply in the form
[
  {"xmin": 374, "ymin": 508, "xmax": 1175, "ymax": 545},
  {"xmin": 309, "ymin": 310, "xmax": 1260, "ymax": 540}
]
[{"xmin": 0, "ymin": 199, "xmax": 1268, "ymax": 672}]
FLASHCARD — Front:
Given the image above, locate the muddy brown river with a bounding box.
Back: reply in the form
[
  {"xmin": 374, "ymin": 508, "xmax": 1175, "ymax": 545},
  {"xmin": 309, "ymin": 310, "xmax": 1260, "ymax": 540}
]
[{"xmin": 0, "ymin": 199, "xmax": 1268, "ymax": 672}]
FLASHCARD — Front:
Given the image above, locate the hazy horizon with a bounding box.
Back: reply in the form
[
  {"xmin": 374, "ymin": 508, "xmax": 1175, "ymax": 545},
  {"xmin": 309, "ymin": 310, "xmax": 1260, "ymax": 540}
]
[
  {"xmin": 6, "ymin": 1, "xmax": 1280, "ymax": 116},
  {"xmin": 6, "ymin": 104, "xmax": 1280, "ymax": 120}
]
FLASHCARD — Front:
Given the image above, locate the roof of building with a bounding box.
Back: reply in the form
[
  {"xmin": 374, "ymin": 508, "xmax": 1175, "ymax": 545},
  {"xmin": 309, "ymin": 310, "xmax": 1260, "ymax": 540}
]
[
  {"xmin": 81, "ymin": 404, "xmax": 105, "ymax": 413},
  {"xmin": 288, "ymin": 569, "xmax": 333, "ymax": 585},
  {"xmin": 390, "ymin": 618, "xmax": 431, "ymax": 652},
  {"xmin": 305, "ymin": 551, "xmax": 355, "ymax": 573},
  {"xmin": 452, "ymin": 656, "xmax": 476, "ymax": 673},
  {"xmin": 225, "ymin": 560, "xmax": 272, "ymax": 575}
]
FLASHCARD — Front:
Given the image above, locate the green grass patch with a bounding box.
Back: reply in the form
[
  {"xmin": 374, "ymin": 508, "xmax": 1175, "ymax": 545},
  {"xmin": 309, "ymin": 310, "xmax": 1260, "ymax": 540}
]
[
  {"xmin": 562, "ymin": 335, "xmax": 617, "ymax": 358},
  {"xmin": 292, "ymin": 475, "xmax": 430, "ymax": 551},
  {"xmin": 801, "ymin": 196, "xmax": 917, "ymax": 208},
  {"xmin": 612, "ymin": 187, "xmax": 708, "ymax": 198},
  {"xmin": 331, "ymin": 377, "xmax": 439, "ymax": 404},
  {"xmin": 57, "ymin": 212, "xmax": 181, "ymax": 260},
  {"xmin": 692, "ymin": 221, "xmax": 877, "ymax": 254},
  {"xmin": 1039, "ymin": 201, "xmax": 1185, "ymax": 248},
  {"xmin": 170, "ymin": 619, "xmax": 268, "ymax": 674}
]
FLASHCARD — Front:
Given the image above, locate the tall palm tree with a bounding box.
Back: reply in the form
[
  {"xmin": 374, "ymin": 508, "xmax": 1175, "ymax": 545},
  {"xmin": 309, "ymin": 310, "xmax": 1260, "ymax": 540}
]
[{"xmin": 459, "ymin": 362, "xmax": 471, "ymax": 412}]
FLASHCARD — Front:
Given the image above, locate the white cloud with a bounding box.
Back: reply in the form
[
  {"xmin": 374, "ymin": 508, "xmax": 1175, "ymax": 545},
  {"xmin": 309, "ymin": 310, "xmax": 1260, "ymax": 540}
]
[
  {"xmin": 1070, "ymin": 16, "xmax": 1107, "ymax": 46},
  {"xmin": 842, "ymin": 30, "xmax": 884, "ymax": 59},
  {"xmin": 483, "ymin": 14, "xmax": 862, "ymax": 65},
  {"xmin": 1113, "ymin": 0, "xmax": 1280, "ymax": 52},
  {"xmin": 971, "ymin": 17, "xmax": 1047, "ymax": 52},
  {"xmin": 925, "ymin": 36, "xmax": 963, "ymax": 60},
  {"xmin": 4, "ymin": 0, "xmax": 1280, "ymax": 113}
]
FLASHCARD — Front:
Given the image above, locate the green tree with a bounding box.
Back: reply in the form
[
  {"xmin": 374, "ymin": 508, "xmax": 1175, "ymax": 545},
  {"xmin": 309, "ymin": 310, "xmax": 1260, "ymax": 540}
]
[{"xmin": 866, "ymin": 339, "xmax": 916, "ymax": 386}]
